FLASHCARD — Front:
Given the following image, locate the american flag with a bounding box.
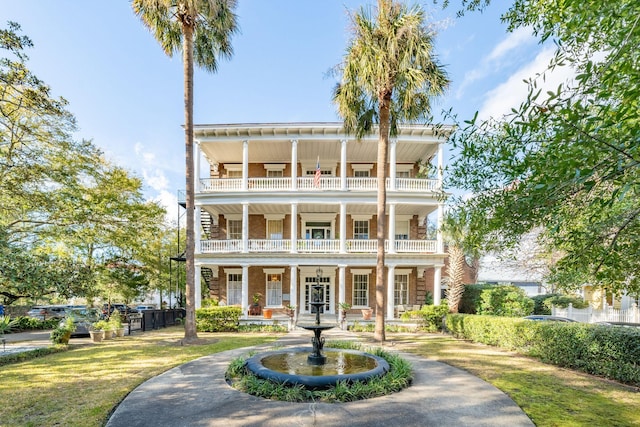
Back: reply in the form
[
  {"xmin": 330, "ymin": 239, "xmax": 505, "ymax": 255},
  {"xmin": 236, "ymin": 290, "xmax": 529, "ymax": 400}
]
[{"xmin": 314, "ymin": 156, "xmax": 321, "ymax": 188}]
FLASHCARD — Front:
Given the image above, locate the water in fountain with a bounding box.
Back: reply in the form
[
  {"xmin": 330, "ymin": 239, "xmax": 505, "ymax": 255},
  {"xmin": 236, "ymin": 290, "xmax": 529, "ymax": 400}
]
[{"xmin": 245, "ymin": 273, "xmax": 389, "ymax": 389}]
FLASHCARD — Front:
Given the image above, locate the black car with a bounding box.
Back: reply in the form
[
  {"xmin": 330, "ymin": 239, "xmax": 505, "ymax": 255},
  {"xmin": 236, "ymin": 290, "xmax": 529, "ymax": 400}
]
[
  {"xmin": 523, "ymin": 315, "xmax": 578, "ymax": 322},
  {"xmin": 61, "ymin": 308, "xmax": 101, "ymax": 337}
]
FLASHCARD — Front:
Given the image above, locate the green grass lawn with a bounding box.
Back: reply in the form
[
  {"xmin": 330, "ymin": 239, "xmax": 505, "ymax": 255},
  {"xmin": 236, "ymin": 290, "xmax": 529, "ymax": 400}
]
[
  {"xmin": 0, "ymin": 327, "xmax": 279, "ymax": 427},
  {"xmin": 1, "ymin": 328, "xmax": 638, "ymax": 427},
  {"xmin": 384, "ymin": 333, "xmax": 640, "ymax": 427}
]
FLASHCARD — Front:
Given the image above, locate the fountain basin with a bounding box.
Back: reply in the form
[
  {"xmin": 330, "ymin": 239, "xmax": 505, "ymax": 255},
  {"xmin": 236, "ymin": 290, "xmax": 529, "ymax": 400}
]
[{"xmin": 245, "ymin": 347, "xmax": 390, "ymax": 389}]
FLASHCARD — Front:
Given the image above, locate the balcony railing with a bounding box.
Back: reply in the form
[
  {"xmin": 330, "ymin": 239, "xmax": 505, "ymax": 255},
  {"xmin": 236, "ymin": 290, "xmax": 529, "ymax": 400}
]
[
  {"xmin": 198, "ymin": 177, "xmax": 440, "ymax": 193},
  {"xmin": 199, "ymin": 239, "xmax": 438, "ymax": 254}
]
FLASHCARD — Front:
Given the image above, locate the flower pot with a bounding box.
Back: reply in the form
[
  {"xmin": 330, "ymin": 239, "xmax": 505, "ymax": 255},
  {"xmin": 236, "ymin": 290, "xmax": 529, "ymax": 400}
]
[
  {"xmin": 115, "ymin": 328, "xmax": 125, "ymax": 338},
  {"xmin": 263, "ymin": 308, "xmax": 273, "ymax": 319},
  {"xmin": 103, "ymin": 329, "xmax": 114, "ymax": 340},
  {"xmin": 361, "ymin": 309, "xmax": 373, "ymax": 320},
  {"xmin": 90, "ymin": 330, "xmax": 105, "ymax": 343}
]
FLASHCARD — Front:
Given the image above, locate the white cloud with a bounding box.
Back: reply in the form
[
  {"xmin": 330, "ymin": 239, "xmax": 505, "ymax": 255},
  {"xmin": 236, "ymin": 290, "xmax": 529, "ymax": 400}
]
[
  {"xmin": 486, "ymin": 26, "xmax": 534, "ymax": 62},
  {"xmin": 478, "ymin": 46, "xmax": 575, "ymax": 120},
  {"xmin": 143, "ymin": 169, "xmax": 169, "ymax": 192},
  {"xmin": 456, "ymin": 27, "xmax": 536, "ymax": 99},
  {"xmin": 152, "ymin": 190, "xmax": 180, "ymax": 226}
]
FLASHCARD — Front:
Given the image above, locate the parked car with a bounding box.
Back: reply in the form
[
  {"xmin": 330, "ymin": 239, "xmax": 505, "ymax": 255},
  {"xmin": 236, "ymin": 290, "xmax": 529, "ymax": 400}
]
[
  {"xmin": 523, "ymin": 315, "xmax": 578, "ymax": 322},
  {"xmin": 61, "ymin": 308, "xmax": 101, "ymax": 337},
  {"xmin": 595, "ymin": 321, "xmax": 640, "ymax": 329},
  {"xmin": 27, "ymin": 305, "xmax": 69, "ymax": 320},
  {"xmin": 134, "ymin": 305, "xmax": 156, "ymax": 312},
  {"xmin": 102, "ymin": 303, "xmax": 132, "ymax": 317}
]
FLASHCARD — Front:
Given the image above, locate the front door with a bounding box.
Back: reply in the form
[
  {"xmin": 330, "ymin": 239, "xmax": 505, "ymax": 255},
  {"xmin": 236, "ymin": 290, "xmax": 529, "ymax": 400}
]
[{"xmin": 304, "ymin": 276, "xmax": 332, "ymax": 313}]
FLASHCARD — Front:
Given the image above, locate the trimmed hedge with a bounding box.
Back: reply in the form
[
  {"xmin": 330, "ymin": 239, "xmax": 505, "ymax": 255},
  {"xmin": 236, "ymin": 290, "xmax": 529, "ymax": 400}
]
[
  {"xmin": 446, "ymin": 313, "xmax": 640, "ymax": 386},
  {"xmin": 401, "ymin": 304, "xmax": 449, "ymax": 331},
  {"xmin": 196, "ymin": 306, "xmax": 242, "ymax": 332}
]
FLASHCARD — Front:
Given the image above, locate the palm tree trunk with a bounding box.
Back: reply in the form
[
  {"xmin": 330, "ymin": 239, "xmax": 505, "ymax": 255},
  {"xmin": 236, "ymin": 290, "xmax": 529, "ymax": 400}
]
[
  {"xmin": 374, "ymin": 93, "xmax": 392, "ymax": 343},
  {"xmin": 446, "ymin": 244, "xmax": 465, "ymax": 313},
  {"xmin": 182, "ymin": 22, "xmax": 198, "ymax": 341}
]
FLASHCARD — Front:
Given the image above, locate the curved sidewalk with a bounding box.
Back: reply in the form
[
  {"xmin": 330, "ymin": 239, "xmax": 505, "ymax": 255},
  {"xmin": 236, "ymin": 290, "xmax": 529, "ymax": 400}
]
[{"xmin": 106, "ymin": 329, "xmax": 534, "ymax": 427}]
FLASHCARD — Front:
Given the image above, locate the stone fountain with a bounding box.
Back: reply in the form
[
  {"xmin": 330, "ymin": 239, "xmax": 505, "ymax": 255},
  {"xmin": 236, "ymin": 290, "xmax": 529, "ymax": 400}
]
[{"xmin": 245, "ymin": 268, "xmax": 389, "ymax": 389}]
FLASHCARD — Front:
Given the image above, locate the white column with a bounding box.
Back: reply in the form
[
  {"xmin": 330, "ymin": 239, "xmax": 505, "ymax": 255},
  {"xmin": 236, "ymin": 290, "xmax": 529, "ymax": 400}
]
[
  {"xmin": 433, "ymin": 265, "xmax": 443, "ymax": 306},
  {"xmin": 437, "ymin": 142, "xmax": 444, "ymax": 191},
  {"xmin": 387, "ymin": 265, "xmax": 395, "ymax": 320},
  {"xmin": 195, "ymin": 208, "xmax": 202, "ymax": 254},
  {"xmin": 242, "ymin": 202, "xmax": 249, "ymax": 253},
  {"xmin": 290, "ymin": 203, "xmax": 298, "ymax": 253},
  {"xmin": 339, "ymin": 264, "xmax": 346, "ymax": 322},
  {"xmin": 388, "ymin": 203, "xmax": 396, "ymax": 254},
  {"xmin": 340, "ymin": 202, "xmax": 347, "ymax": 253},
  {"xmin": 195, "ymin": 266, "xmax": 202, "ymax": 309},
  {"xmin": 242, "ymin": 139, "xmax": 249, "ymax": 191},
  {"xmin": 290, "ymin": 264, "xmax": 298, "ymax": 312},
  {"xmin": 194, "ymin": 141, "xmax": 201, "ymax": 193},
  {"xmin": 242, "ymin": 265, "xmax": 249, "ymax": 319},
  {"xmin": 291, "ymin": 139, "xmax": 298, "ymax": 190},
  {"xmin": 389, "ymin": 139, "xmax": 397, "ymax": 190},
  {"xmin": 340, "ymin": 139, "xmax": 348, "ymax": 190}
]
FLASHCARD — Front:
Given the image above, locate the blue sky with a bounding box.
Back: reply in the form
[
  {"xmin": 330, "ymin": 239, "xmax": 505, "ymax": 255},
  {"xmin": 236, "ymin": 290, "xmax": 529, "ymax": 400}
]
[{"xmin": 3, "ymin": 1, "xmax": 558, "ymax": 224}]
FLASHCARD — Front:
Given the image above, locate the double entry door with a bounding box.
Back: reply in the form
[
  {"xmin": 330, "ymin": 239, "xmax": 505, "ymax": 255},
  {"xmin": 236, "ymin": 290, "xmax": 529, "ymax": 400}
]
[{"xmin": 303, "ymin": 275, "xmax": 333, "ymax": 314}]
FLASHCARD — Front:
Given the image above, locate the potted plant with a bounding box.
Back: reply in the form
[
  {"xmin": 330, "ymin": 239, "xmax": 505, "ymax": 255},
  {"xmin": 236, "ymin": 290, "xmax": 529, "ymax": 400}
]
[
  {"xmin": 285, "ymin": 304, "xmax": 296, "ymax": 318},
  {"xmin": 361, "ymin": 308, "xmax": 373, "ymax": 320},
  {"xmin": 50, "ymin": 317, "xmax": 75, "ymax": 345},
  {"xmin": 249, "ymin": 293, "xmax": 262, "ymax": 316},
  {"xmin": 109, "ymin": 313, "xmax": 125, "ymax": 337},
  {"xmin": 338, "ymin": 302, "xmax": 351, "ymax": 321},
  {"xmin": 90, "ymin": 320, "xmax": 109, "ymax": 342}
]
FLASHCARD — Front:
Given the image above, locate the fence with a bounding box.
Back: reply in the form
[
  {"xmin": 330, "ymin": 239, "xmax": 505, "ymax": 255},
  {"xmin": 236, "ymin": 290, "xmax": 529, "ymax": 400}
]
[
  {"xmin": 127, "ymin": 309, "xmax": 186, "ymax": 334},
  {"xmin": 553, "ymin": 303, "xmax": 640, "ymax": 323}
]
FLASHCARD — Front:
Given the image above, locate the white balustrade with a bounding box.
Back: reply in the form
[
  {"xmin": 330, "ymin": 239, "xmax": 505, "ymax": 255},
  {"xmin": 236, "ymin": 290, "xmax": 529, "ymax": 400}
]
[
  {"xmin": 200, "ymin": 239, "xmax": 438, "ymax": 254},
  {"xmin": 198, "ymin": 177, "xmax": 440, "ymax": 192}
]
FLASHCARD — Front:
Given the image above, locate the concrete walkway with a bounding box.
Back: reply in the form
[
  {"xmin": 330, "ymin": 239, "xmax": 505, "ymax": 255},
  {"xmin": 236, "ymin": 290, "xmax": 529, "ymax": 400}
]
[{"xmin": 106, "ymin": 328, "xmax": 534, "ymax": 427}]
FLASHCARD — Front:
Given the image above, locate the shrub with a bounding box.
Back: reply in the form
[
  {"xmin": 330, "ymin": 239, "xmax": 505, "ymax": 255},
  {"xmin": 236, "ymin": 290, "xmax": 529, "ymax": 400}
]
[
  {"xmin": 477, "ymin": 285, "xmax": 534, "ymax": 317},
  {"xmin": 12, "ymin": 316, "xmax": 59, "ymax": 331},
  {"xmin": 50, "ymin": 318, "xmax": 75, "ymax": 344},
  {"xmin": 445, "ymin": 313, "xmax": 640, "ymax": 386},
  {"xmin": 196, "ymin": 306, "xmax": 242, "ymax": 332},
  {"xmin": 401, "ymin": 304, "xmax": 449, "ymax": 332},
  {"xmin": 544, "ymin": 294, "xmax": 589, "ymax": 310},
  {"xmin": 458, "ymin": 284, "xmax": 495, "ymax": 314}
]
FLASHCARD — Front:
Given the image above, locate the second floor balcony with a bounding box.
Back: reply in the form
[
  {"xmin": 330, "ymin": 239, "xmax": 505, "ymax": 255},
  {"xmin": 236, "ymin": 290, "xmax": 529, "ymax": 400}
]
[
  {"xmin": 199, "ymin": 239, "xmax": 438, "ymax": 254},
  {"xmin": 197, "ymin": 177, "xmax": 441, "ymax": 194}
]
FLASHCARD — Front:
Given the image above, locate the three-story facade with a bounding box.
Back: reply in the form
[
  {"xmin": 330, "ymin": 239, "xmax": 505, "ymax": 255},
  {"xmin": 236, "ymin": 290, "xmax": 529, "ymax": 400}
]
[{"xmin": 191, "ymin": 122, "xmax": 450, "ymax": 320}]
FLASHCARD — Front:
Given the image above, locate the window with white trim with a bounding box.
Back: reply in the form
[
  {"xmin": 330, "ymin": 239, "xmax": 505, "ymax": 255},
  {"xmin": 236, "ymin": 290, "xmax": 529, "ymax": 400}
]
[
  {"xmin": 354, "ymin": 170, "xmax": 370, "ymax": 177},
  {"xmin": 353, "ymin": 220, "xmax": 369, "ymax": 240},
  {"xmin": 227, "ymin": 273, "xmax": 242, "ymax": 305},
  {"xmin": 267, "ymin": 219, "xmax": 283, "ymax": 240},
  {"xmin": 266, "ymin": 273, "xmax": 282, "ymax": 306},
  {"xmin": 394, "ymin": 274, "xmax": 409, "ymax": 305},
  {"xmin": 227, "ymin": 169, "xmax": 242, "ymax": 178},
  {"xmin": 266, "ymin": 169, "xmax": 283, "ymax": 177},
  {"xmin": 395, "ymin": 220, "xmax": 409, "ymax": 240},
  {"xmin": 227, "ymin": 219, "xmax": 242, "ymax": 239},
  {"xmin": 353, "ymin": 274, "xmax": 369, "ymax": 306}
]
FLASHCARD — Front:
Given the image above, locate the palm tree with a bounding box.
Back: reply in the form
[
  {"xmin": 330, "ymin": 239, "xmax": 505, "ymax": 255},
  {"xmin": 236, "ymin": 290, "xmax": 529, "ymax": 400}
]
[
  {"xmin": 334, "ymin": 0, "xmax": 449, "ymax": 342},
  {"xmin": 132, "ymin": 0, "xmax": 238, "ymax": 342},
  {"xmin": 442, "ymin": 207, "xmax": 481, "ymax": 313}
]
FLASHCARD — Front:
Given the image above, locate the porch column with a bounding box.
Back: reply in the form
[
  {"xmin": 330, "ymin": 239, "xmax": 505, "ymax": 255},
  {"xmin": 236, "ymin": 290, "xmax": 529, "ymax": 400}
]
[
  {"xmin": 433, "ymin": 265, "xmax": 443, "ymax": 305},
  {"xmin": 291, "ymin": 139, "xmax": 298, "ymax": 190},
  {"xmin": 389, "ymin": 138, "xmax": 397, "ymax": 190},
  {"xmin": 437, "ymin": 142, "xmax": 444, "ymax": 253},
  {"xmin": 242, "ymin": 202, "xmax": 249, "ymax": 253},
  {"xmin": 340, "ymin": 139, "xmax": 348, "ymax": 190},
  {"xmin": 195, "ymin": 208, "xmax": 202, "ymax": 254},
  {"xmin": 290, "ymin": 203, "xmax": 298, "ymax": 253},
  {"xmin": 242, "ymin": 139, "xmax": 249, "ymax": 191},
  {"xmin": 339, "ymin": 264, "xmax": 346, "ymax": 319},
  {"xmin": 340, "ymin": 202, "xmax": 347, "ymax": 253},
  {"xmin": 388, "ymin": 203, "xmax": 396, "ymax": 254},
  {"xmin": 289, "ymin": 265, "xmax": 298, "ymax": 316},
  {"xmin": 242, "ymin": 265, "xmax": 249, "ymax": 319},
  {"xmin": 194, "ymin": 140, "xmax": 201, "ymax": 193},
  {"xmin": 386, "ymin": 265, "xmax": 395, "ymax": 320},
  {"xmin": 195, "ymin": 266, "xmax": 202, "ymax": 309}
]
